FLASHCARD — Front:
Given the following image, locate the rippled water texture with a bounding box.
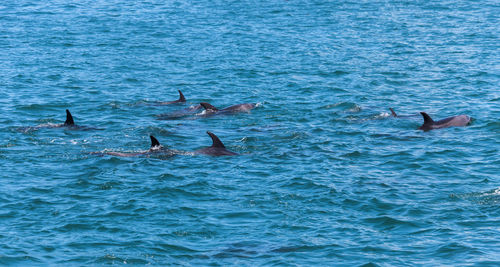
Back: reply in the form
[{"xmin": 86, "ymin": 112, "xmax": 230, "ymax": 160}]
[{"xmin": 1, "ymin": 0, "xmax": 499, "ymax": 265}]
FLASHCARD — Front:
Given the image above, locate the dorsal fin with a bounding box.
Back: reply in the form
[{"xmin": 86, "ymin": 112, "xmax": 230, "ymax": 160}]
[
  {"xmin": 65, "ymin": 109, "xmax": 74, "ymax": 125},
  {"xmin": 150, "ymin": 135, "xmax": 161, "ymax": 148},
  {"xmin": 207, "ymin": 131, "xmax": 225, "ymax": 148},
  {"xmin": 420, "ymin": 112, "xmax": 434, "ymax": 124},
  {"xmin": 389, "ymin": 108, "xmax": 397, "ymax": 117},
  {"xmin": 178, "ymin": 90, "xmax": 186, "ymax": 102},
  {"xmin": 200, "ymin": 102, "xmax": 218, "ymax": 111}
]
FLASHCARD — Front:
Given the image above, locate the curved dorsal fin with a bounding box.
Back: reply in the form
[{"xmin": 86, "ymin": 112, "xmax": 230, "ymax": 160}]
[
  {"xmin": 207, "ymin": 131, "xmax": 225, "ymax": 148},
  {"xmin": 178, "ymin": 90, "xmax": 186, "ymax": 102},
  {"xmin": 389, "ymin": 108, "xmax": 397, "ymax": 117},
  {"xmin": 150, "ymin": 135, "xmax": 161, "ymax": 148},
  {"xmin": 200, "ymin": 102, "xmax": 218, "ymax": 111},
  {"xmin": 65, "ymin": 109, "xmax": 74, "ymax": 125},
  {"xmin": 420, "ymin": 112, "xmax": 434, "ymax": 124}
]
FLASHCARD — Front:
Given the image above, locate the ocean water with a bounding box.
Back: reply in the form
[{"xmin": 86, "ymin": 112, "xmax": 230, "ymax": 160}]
[{"xmin": 0, "ymin": 0, "xmax": 499, "ymax": 265}]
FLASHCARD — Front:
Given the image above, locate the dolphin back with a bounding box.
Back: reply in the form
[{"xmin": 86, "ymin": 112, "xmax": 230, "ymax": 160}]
[
  {"xmin": 178, "ymin": 90, "xmax": 186, "ymax": 102},
  {"xmin": 150, "ymin": 135, "xmax": 161, "ymax": 148},
  {"xmin": 200, "ymin": 102, "xmax": 218, "ymax": 111},
  {"xmin": 389, "ymin": 108, "xmax": 397, "ymax": 117},
  {"xmin": 194, "ymin": 131, "xmax": 239, "ymax": 156},
  {"xmin": 419, "ymin": 112, "xmax": 471, "ymax": 131},
  {"xmin": 65, "ymin": 109, "xmax": 75, "ymax": 125},
  {"xmin": 207, "ymin": 131, "xmax": 225, "ymax": 148}
]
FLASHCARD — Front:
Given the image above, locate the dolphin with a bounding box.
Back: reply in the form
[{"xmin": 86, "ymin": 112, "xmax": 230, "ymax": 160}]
[
  {"xmin": 94, "ymin": 136, "xmax": 175, "ymax": 157},
  {"xmin": 60, "ymin": 109, "xmax": 76, "ymax": 127},
  {"xmin": 156, "ymin": 90, "xmax": 186, "ymax": 105},
  {"xmin": 19, "ymin": 109, "xmax": 100, "ymax": 132},
  {"xmin": 199, "ymin": 102, "xmax": 256, "ymax": 116},
  {"xmin": 389, "ymin": 108, "xmax": 398, "ymax": 117},
  {"xmin": 60, "ymin": 109, "xmax": 103, "ymax": 130},
  {"xmin": 418, "ymin": 112, "xmax": 471, "ymax": 131},
  {"xmin": 194, "ymin": 131, "xmax": 239, "ymax": 156}
]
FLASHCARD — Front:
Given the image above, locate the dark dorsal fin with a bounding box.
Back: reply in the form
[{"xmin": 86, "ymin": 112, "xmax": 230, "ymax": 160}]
[
  {"xmin": 389, "ymin": 108, "xmax": 397, "ymax": 117},
  {"xmin": 65, "ymin": 109, "xmax": 74, "ymax": 125},
  {"xmin": 200, "ymin": 102, "xmax": 218, "ymax": 111},
  {"xmin": 420, "ymin": 112, "xmax": 434, "ymax": 124},
  {"xmin": 178, "ymin": 90, "xmax": 186, "ymax": 102},
  {"xmin": 207, "ymin": 131, "xmax": 225, "ymax": 148},
  {"xmin": 150, "ymin": 135, "xmax": 161, "ymax": 148}
]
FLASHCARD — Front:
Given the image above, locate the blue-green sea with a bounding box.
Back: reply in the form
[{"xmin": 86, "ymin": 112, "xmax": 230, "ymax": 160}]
[{"xmin": 1, "ymin": 0, "xmax": 499, "ymax": 265}]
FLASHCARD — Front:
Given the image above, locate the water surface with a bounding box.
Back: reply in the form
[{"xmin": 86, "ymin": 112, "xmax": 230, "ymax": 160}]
[{"xmin": 0, "ymin": 0, "xmax": 499, "ymax": 265}]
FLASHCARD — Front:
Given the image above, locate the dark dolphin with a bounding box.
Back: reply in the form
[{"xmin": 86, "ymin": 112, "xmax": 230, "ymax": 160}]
[
  {"xmin": 156, "ymin": 90, "xmax": 186, "ymax": 105},
  {"xmin": 194, "ymin": 131, "xmax": 239, "ymax": 156},
  {"xmin": 93, "ymin": 136, "xmax": 175, "ymax": 157},
  {"xmin": 61, "ymin": 109, "xmax": 102, "ymax": 130},
  {"xmin": 389, "ymin": 108, "xmax": 398, "ymax": 117},
  {"xmin": 199, "ymin": 102, "xmax": 256, "ymax": 116},
  {"xmin": 418, "ymin": 112, "xmax": 471, "ymax": 131},
  {"xmin": 59, "ymin": 109, "xmax": 76, "ymax": 127},
  {"xmin": 19, "ymin": 109, "xmax": 101, "ymax": 132}
]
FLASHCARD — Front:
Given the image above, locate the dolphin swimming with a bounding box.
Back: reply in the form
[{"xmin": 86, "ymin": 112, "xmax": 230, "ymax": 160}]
[
  {"xmin": 156, "ymin": 90, "xmax": 186, "ymax": 105},
  {"xmin": 199, "ymin": 102, "xmax": 256, "ymax": 116},
  {"xmin": 418, "ymin": 112, "xmax": 471, "ymax": 131},
  {"xmin": 389, "ymin": 108, "xmax": 398, "ymax": 117},
  {"xmin": 194, "ymin": 131, "xmax": 239, "ymax": 156},
  {"xmin": 157, "ymin": 101, "xmax": 256, "ymax": 120},
  {"xmin": 93, "ymin": 132, "xmax": 238, "ymax": 157},
  {"xmin": 60, "ymin": 109, "xmax": 102, "ymax": 130},
  {"xmin": 60, "ymin": 109, "xmax": 76, "ymax": 127},
  {"xmin": 19, "ymin": 109, "xmax": 100, "ymax": 132},
  {"xmin": 94, "ymin": 135, "xmax": 175, "ymax": 157}
]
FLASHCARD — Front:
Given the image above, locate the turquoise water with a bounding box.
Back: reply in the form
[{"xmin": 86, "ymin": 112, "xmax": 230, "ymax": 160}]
[{"xmin": 1, "ymin": 0, "xmax": 499, "ymax": 265}]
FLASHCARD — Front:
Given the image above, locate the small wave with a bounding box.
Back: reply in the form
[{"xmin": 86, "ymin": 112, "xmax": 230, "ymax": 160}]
[
  {"xmin": 57, "ymin": 223, "xmax": 94, "ymax": 232},
  {"xmin": 274, "ymin": 131, "xmax": 309, "ymax": 141},
  {"xmin": 342, "ymin": 150, "xmax": 364, "ymax": 158},
  {"xmin": 16, "ymin": 126, "xmax": 38, "ymax": 133},
  {"xmin": 280, "ymin": 177, "xmax": 334, "ymax": 192},
  {"xmin": 432, "ymin": 242, "xmax": 480, "ymax": 258},
  {"xmin": 93, "ymin": 254, "xmax": 144, "ymax": 265},
  {"xmin": 359, "ymin": 262, "xmax": 381, "ymax": 267},
  {"xmin": 376, "ymin": 112, "xmax": 391, "ymax": 119},
  {"xmin": 321, "ymin": 102, "xmax": 360, "ymax": 112},
  {"xmin": 35, "ymin": 123, "xmax": 59, "ymax": 128},
  {"xmin": 483, "ymin": 121, "xmax": 500, "ymax": 132},
  {"xmin": 0, "ymin": 255, "xmax": 43, "ymax": 265},
  {"xmin": 363, "ymin": 215, "xmax": 420, "ymax": 231},
  {"xmin": 16, "ymin": 104, "xmax": 53, "ymax": 111},
  {"xmin": 450, "ymin": 187, "xmax": 500, "ymax": 205},
  {"xmin": 318, "ymin": 70, "xmax": 350, "ymax": 77},
  {"xmin": 16, "ymin": 123, "xmax": 62, "ymax": 133}
]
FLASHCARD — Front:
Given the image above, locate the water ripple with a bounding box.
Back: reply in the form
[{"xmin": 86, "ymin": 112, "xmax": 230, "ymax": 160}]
[{"xmin": 0, "ymin": 0, "xmax": 499, "ymax": 265}]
